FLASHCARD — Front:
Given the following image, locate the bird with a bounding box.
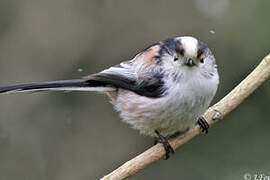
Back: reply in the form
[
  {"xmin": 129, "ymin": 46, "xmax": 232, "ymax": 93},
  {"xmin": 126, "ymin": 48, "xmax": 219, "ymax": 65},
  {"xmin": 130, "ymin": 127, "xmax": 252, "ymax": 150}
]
[{"xmin": 0, "ymin": 36, "xmax": 219, "ymax": 159}]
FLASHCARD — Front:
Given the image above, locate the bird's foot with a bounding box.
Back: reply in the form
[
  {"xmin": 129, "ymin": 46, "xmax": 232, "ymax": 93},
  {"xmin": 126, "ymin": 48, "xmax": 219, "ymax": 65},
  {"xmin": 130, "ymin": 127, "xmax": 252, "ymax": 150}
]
[
  {"xmin": 197, "ymin": 117, "xmax": 210, "ymax": 133},
  {"xmin": 154, "ymin": 130, "xmax": 174, "ymax": 160}
]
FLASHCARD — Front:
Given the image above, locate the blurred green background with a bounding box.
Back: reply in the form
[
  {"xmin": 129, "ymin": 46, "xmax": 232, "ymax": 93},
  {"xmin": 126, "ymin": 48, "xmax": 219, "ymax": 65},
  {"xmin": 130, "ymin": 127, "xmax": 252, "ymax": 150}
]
[{"xmin": 0, "ymin": 0, "xmax": 269, "ymax": 180}]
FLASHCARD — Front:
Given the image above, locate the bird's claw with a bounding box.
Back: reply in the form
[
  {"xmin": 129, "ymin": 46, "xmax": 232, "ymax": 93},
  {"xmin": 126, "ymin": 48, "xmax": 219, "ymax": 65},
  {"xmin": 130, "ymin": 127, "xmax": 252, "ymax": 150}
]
[
  {"xmin": 154, "ymin": 130, "xmax": 174, "ymax": 160},
  {"xmin": 197, "ymin": 117, "xmax": 210, "ymax": 133}
]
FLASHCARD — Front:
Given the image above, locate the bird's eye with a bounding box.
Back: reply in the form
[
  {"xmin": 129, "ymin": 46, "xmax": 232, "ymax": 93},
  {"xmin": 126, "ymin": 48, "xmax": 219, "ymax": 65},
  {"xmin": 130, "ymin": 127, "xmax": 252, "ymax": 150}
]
[
  {"xmin": 199, "ymin": 55, "xmax": 205, "ymax": 63},
  {"xmin": 200, "ymin": 58, "xmax": 204, "ymax": 63},
  {"xmin": 197, "ymin": 49, "xmax": 205, "ymax": 64},
  {"xmin": 173, "ymin": 53, "xmax": 179, "ymax": 61}
]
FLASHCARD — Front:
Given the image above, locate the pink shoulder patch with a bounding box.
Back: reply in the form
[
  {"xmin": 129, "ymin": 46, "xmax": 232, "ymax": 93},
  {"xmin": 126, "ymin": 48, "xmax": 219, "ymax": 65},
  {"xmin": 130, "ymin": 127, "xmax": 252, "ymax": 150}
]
[{"xmin": 139, "ymin": 45, "xmax": 160, "ymax": 65}]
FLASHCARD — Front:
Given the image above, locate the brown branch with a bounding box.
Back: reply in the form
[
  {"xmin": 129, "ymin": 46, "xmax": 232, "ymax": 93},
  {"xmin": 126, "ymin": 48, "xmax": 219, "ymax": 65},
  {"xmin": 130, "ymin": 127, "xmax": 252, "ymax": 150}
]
[{"xmin": 101, "ymin": 54, "xmax": 270, "ymax": 180}]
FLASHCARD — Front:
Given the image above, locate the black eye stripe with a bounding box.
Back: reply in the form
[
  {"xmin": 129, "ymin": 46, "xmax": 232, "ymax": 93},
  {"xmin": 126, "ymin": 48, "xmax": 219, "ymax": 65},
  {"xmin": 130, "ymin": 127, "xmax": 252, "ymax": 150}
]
[
  {"xmin": 197, "ymin": 49, "xmax": 203, "ymax": 58},
  {"xmin": 179, "ymin": 48, "xmax": 184, "ymax": 56}
]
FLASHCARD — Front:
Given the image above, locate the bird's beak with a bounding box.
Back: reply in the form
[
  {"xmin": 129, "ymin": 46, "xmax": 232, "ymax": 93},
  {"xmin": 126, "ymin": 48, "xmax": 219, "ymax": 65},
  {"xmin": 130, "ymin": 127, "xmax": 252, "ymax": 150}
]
[{"xmin": 185, "ymin": 58, "xmax": 195, "ymax": 67}]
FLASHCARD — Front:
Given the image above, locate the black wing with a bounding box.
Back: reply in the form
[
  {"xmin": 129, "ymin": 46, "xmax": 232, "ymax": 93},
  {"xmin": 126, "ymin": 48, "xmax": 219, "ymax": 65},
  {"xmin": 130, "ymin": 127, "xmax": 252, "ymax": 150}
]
[{"xmin": 85, "ymin": 60, "xmax": 167, "ymax": 98}]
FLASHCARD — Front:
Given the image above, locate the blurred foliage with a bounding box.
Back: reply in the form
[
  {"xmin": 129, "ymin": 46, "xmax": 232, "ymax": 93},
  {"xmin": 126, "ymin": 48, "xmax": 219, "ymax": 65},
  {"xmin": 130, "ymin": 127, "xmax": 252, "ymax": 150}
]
[{"xmin": 0, "ymin": 0, "xmax": 269, "ymax": 180}]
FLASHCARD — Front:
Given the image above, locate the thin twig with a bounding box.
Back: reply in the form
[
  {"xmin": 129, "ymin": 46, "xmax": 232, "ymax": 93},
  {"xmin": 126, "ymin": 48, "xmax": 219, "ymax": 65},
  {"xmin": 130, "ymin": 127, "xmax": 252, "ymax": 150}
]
[{"xmin": 101, "ymin": 54, "xmax": 270, "ymax": 180}]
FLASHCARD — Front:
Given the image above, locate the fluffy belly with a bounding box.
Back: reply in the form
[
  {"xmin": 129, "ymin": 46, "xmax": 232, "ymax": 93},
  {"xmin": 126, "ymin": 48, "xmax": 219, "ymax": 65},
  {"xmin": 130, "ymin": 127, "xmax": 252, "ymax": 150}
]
[{"xmin": 112, "ymin": 89, "xmax": 211, "ymax": 137}]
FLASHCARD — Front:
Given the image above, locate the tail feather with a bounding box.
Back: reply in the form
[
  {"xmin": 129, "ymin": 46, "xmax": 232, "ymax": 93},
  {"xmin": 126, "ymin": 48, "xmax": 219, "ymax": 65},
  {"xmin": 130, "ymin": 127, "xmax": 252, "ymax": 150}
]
[{"xmin": 0, "ymin": 79, "xmax": 115, "ymax": 94}]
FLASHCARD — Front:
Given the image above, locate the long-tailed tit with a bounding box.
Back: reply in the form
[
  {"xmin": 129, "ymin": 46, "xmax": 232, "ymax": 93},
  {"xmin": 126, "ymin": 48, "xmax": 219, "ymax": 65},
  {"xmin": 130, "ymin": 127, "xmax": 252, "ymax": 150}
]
[{"xmin": 0, "ymin": 36, "xmax": 219, "ymax": 159}]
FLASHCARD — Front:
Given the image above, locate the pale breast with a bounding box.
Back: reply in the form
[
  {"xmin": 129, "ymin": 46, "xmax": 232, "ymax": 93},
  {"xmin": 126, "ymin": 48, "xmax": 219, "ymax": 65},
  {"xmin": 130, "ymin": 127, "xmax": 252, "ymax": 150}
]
[{"xmin": 111, "ymin": 68, "xmax": 219, "ymax": 137}]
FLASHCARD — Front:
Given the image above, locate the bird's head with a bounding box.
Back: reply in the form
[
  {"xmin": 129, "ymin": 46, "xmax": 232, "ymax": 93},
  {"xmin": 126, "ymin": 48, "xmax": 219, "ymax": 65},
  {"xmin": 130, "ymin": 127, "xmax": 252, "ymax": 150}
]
[{"xmin": 159, "ymin": 36, "xmax": 216, "ymax": 70}]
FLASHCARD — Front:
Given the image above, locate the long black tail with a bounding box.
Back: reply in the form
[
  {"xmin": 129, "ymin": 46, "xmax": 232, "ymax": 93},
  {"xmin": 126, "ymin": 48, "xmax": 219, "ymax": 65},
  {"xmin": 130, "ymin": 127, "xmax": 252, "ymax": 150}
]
[{"xmin": 0, "ymin": 79, "xmax": 114, "ymax": 94}]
